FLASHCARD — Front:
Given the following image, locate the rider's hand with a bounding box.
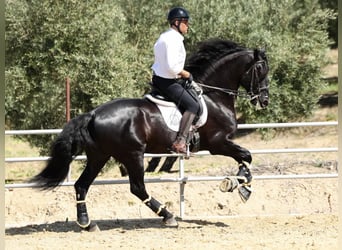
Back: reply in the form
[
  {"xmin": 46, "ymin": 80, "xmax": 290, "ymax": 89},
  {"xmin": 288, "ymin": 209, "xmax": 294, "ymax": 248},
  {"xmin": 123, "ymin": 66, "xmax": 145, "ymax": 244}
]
[{"xmin": 186, "ymin": 73, "xmax": 193, "ymax": 84}]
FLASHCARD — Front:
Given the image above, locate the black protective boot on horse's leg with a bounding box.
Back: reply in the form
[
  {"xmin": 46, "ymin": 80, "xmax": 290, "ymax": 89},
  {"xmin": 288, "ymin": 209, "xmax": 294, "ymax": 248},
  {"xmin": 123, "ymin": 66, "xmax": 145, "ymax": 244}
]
[
  {"xmin": 171, "ymin": 111, "xmax": 196, "ymax": 154},
  {"xmin": 236, "ymin": 161, "xmax": 253, "ymax": 203},
  {"xmin": 237, "ymin": 161, "xmax": 253, "ymax": 184},
  {"xmin": 75, "ymin": 186, "xmax": 92, "ymax": 229},
  {"xmin": 143, "ymin": 195, "xmax": 178, "ymax": 227},
  {"xmin": 75, "ymin": 182, "xmax": 100, "ymax": 231}
]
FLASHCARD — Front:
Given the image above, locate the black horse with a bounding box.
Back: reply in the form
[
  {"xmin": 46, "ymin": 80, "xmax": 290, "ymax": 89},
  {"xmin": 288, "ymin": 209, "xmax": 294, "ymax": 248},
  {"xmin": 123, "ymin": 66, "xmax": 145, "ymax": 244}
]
[{"xmin": 30, "ymin": 39, "xmax": 269, "ymax": 230}]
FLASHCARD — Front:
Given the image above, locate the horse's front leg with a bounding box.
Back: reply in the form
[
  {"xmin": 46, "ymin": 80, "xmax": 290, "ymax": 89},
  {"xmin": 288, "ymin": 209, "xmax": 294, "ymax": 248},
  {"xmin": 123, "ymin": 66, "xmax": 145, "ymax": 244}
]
[
  {"xmin": 209, "ymin": 136, "xmax": 253, "ymax": 202},
  {"xmin": 234, "ymin": 160, "xmax": 253, "ymax": 202},
  {"xmin": 145, "ymin": 157, "xmax": 162, "ymax": 172},
  {"xmin": 159, "ymin": 156, "xmax": 178, "ymax": 172}
]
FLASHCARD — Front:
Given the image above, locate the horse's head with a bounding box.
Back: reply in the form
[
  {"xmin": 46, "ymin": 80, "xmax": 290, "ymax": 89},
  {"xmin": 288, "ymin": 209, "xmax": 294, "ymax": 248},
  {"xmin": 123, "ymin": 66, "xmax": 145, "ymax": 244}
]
[
  {"xmin": 186, "ymin": 39, "xmax": 270, "ymax": 108},
  {"xmin": 240, "ymin": 49, "xmax": 269, "ymax": 108}
]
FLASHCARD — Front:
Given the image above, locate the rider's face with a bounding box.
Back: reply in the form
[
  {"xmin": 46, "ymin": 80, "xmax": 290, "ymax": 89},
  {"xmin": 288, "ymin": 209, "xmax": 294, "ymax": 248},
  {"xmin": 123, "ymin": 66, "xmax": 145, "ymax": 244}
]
[{"xmin": 177, "ymin": 19, "xmax": 189, "ymax": 34}]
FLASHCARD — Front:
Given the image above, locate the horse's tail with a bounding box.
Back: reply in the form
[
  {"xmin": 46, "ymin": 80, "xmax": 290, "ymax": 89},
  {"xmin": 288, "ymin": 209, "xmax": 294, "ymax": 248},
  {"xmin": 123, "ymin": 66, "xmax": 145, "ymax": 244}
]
[{"xmin": 30, "ymin": 112, "xmax": 95, "ymax": 190}]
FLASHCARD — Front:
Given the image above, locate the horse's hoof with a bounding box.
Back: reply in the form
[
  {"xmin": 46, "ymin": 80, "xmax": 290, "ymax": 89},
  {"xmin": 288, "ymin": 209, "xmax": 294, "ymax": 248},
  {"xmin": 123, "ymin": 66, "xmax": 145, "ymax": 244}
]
[
  {"xmin": 163, "ymin": 216, "xmax": 178, "ymax": 227},
  {"xmin": 86, "ymin": 222, "xmax": 101, "ymax": 232},
  {"xmin": 220, "ymin": 177, "xmax": 239, "ymax": 192},
  {"xmin": 238, "ymin": 185, "xmax": 252, "ymax": 203},
  {"xmin": 76, "ymin": 219, "xmax": 91, "ymax": 229}
]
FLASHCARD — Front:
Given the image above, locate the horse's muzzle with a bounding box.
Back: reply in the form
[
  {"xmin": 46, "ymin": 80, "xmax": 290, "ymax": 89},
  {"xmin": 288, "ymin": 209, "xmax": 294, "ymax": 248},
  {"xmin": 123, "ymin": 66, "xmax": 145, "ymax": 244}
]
[
  {"xmin": 258, "ymin": 94, "xmax": 269, "ymax": 108},
  {"xmin": 250, "ymin": 94, "xmax": 269, "ymax": 108}
]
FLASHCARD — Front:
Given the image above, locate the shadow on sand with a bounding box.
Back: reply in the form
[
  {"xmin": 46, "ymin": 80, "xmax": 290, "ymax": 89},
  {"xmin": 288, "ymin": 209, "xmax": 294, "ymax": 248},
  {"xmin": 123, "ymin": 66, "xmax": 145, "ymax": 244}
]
[{"xmin": 5, "ymin": 217, "xmax": 230, "ymax": 235}]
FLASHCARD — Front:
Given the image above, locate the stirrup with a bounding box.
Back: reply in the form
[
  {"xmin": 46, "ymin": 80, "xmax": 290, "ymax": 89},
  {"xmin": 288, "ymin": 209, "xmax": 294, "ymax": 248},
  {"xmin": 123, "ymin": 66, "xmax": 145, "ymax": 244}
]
[
  {"xmin": 185, "ymin": 143, "xmax": 191, "ymax": 159},
  {"xmin": 171, "ymin": 140, "xmax": 192, "ymax": 159}
]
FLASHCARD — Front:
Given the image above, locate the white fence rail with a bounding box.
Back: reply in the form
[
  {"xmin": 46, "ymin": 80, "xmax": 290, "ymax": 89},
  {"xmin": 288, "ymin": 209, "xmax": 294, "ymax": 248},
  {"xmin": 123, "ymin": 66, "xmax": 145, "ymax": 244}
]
[
  {"xmin": 5, "ymin": 121, "xmax": 338, "ymax": 163},
  {"xmin": 5, "ymin": 121, "xmax": 338, "ymax": 218},
  {"xmin": 4, "ymin": 121, "xmax": 338, "ymax": 135}
]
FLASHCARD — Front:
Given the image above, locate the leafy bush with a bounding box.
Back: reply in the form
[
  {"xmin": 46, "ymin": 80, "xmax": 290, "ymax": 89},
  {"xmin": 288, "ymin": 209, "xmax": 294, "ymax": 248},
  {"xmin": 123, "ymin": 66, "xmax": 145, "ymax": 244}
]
[
  {"xmin": 183, "ymin": 0, "xmax": 335, "ymax": 123},
  {"xmin": 5, "ymin": 0, "xmax": 137, "ymax": 153},
  {"xmin": 5, "ymin": 0, "xmax": 336, "ymax": 153}
]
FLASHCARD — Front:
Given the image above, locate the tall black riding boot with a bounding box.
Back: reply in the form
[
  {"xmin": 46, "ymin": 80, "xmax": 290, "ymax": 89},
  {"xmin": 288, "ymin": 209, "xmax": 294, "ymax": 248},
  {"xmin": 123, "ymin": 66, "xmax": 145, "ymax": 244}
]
[{"xmin": 171, "ymin": 111, "xmax": 196, "ymax": 154}]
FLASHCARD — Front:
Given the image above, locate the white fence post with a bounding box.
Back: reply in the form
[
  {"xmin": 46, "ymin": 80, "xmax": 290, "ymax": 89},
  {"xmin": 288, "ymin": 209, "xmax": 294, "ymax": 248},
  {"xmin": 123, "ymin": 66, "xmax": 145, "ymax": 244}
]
[{"xmin": 179, "ymin": 156, "xmax": 186, "ymax": 219}]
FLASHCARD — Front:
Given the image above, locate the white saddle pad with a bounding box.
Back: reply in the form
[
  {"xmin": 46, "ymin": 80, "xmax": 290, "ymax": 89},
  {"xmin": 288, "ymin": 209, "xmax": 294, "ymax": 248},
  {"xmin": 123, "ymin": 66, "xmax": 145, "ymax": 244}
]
[{"xmin": 144, "ymin": 94, "xmax": 208, "ymax": 132}]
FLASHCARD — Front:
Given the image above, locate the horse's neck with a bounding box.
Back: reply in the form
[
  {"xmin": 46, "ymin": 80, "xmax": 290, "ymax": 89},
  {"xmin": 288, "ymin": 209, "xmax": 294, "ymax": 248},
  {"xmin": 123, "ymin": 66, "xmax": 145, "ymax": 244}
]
[
  {"xmin": 204, "ymin": 93, "xmax": 236, "ymax": 119},
  {"xmin": 200, "ymin": 58, "xmax": 243, "ymax": 90},
  {"xmin": 195, "ymin": 50, "xmax": 252, "ymax": 123},
  {"xmin": 199, "ymin": 64, "xmax": 239, "ymax": 115}
]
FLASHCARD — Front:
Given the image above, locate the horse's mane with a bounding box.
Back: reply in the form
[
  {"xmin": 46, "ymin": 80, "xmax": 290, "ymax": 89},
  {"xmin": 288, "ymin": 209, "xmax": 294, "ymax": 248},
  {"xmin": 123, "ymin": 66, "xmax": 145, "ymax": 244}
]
[{"xmin": 186, "ymin": 39, "xmax": 247, "ymax": 81}]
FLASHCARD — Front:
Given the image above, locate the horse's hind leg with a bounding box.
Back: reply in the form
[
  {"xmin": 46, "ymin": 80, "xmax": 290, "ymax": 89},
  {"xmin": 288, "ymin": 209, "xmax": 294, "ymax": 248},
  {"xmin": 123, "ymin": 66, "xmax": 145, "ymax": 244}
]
[
  {"xmin": 124, "ymin": 154, "xmax": 178, "ymax": 226},
  {"xmin": 74, "ymin": 152, "xmax": 109, "ymax": 230}
]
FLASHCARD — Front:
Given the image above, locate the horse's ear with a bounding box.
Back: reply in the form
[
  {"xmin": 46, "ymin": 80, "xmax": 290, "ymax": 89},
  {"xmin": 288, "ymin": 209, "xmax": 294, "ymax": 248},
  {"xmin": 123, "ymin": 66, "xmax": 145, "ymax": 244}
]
[
  {"xmin": 253, "ymin": 49, "xmax": 260, "ymax": 61},
  {"xmin": 254, "ymin": 47, "xmax": 267, "ymax": 61}
]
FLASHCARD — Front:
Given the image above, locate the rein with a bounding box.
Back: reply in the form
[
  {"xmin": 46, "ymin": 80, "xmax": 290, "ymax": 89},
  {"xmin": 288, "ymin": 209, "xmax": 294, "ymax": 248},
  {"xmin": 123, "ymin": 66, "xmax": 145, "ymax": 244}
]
[{"xmin": 197, "ymin": 83, "xmax": 249, "ymax": 98}]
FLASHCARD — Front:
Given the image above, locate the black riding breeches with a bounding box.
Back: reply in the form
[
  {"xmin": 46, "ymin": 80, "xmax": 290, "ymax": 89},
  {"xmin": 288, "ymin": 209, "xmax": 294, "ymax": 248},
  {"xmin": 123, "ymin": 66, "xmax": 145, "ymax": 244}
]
[{"xmin": 152, "ymin": 75, "xmax": 200, "ymax": 115}]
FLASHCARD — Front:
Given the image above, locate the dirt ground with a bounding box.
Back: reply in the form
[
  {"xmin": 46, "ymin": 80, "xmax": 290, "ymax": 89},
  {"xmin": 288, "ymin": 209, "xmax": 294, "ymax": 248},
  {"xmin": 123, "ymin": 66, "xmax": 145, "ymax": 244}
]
[
  {"xmin": 5, "ymin": 110, "xmax": 338, "ymax": 249},
  {"xmin": 4, "ymin": 177, "xmax": 339, "ymax": 250}
]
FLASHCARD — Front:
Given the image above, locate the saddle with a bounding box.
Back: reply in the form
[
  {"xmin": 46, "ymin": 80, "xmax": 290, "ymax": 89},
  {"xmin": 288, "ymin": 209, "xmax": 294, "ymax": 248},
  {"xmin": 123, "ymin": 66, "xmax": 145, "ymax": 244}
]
[{"xmin": 144, "ymin": 82, "xmax": 208, "ymax": 151}]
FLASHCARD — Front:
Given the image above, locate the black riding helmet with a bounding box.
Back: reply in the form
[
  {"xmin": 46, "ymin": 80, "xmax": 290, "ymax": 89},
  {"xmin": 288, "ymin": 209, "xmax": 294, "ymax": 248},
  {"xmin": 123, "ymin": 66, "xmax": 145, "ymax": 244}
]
[
  {"xmin": 167, "ymin": 7, "xmax": 190, "ymax": 34},
  {"xmin": 167, "ymin": 7, "xmax": 190, "ymax": 24}
]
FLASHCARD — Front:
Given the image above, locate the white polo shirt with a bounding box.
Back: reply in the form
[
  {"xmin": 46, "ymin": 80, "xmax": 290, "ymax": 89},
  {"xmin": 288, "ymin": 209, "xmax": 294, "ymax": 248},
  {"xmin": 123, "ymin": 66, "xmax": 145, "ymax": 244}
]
[{"xmin": 151, "ymin": 28, "xmax": 186, "ymax": 79}]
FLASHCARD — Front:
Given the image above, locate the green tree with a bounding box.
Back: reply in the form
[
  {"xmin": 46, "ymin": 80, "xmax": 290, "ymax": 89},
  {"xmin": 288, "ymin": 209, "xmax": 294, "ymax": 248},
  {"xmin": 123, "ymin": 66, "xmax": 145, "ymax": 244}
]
[
  {"xmin": 235, "ymin": 0, "xmax": 336, "ymax": 123},
  {"xmin": 319, "ymin": 0, "xmax": 338, "ymax": 47},
  {"xmin": 5, "ymin": 0, "xmax": 336, "ymax": 153},
  {"xmin": 5, "ymin": 0, "xmax": 137, "ymax": 152},
  {"xmin": 183, "ymin": 0, "xmax": 335, "ymax": 123}
]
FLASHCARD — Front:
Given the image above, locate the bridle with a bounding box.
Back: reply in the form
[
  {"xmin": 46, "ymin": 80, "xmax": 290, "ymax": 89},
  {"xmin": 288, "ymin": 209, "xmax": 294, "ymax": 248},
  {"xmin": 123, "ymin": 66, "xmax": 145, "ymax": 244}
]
[
  {"xmin": 197, "ymin": 58, "xmax": 268, "ymax": 100},
  {"xmin": 244, "ymin": 59, "xmax": 269, "ymax": 100}
]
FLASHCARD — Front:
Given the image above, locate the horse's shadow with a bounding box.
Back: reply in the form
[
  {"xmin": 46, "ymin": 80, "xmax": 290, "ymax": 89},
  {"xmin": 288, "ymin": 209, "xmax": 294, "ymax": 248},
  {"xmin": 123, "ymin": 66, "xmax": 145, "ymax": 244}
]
[{"xmin": 5, "ymin": 218, "xmax": 230, "ymax": 235}]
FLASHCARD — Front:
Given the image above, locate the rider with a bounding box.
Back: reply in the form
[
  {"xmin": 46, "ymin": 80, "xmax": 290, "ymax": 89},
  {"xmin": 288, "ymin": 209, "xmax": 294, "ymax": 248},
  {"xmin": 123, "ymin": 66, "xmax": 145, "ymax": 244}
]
[{"xmin": 151, "ymin": 7, "xmax": 200, "ymax": 154}]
